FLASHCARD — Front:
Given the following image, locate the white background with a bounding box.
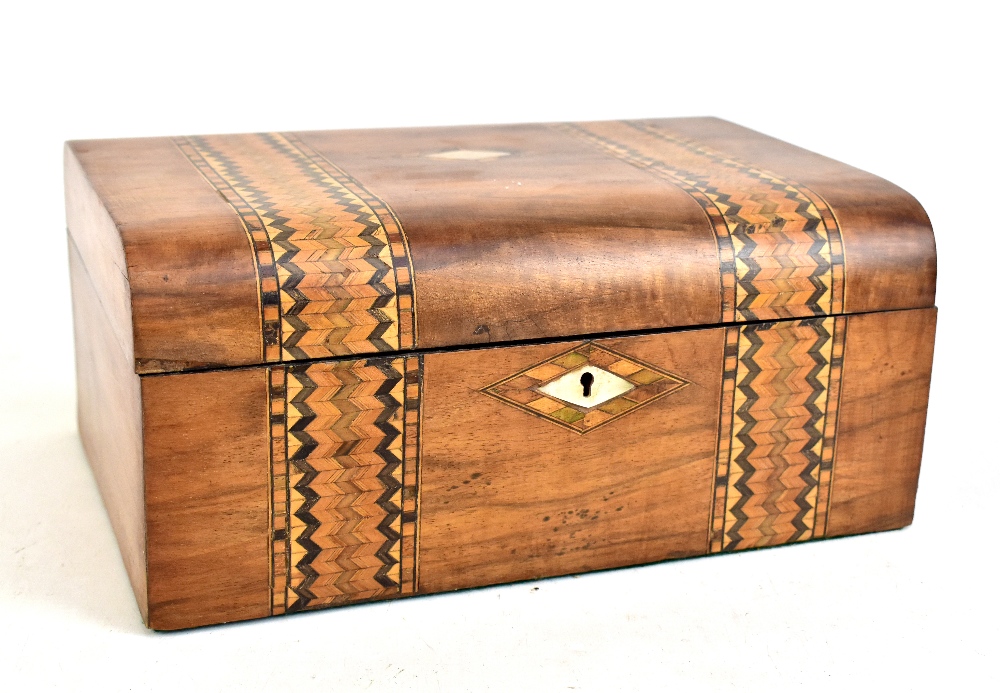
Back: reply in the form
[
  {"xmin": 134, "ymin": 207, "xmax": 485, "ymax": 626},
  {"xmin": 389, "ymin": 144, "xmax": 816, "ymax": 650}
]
[{"xmin": 1, "ymin": 1, "xmax": 996, "ymax": 690}]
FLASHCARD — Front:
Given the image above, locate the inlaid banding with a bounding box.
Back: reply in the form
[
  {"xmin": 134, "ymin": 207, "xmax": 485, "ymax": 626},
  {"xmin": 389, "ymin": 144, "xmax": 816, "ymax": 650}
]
[
  {"xmin": 267, "ymin": 357, "xmax": 422, "ymax": 614},
  {"xmin": 554, "ymin": 121, "xmax": 846, "ymax": 323},
  {"xmin": 708, "ymin": 316, "xmax": 848, "ymax": 552},
  {"xmin": 174, "ymin": 133, "xmax": 418, "ymax": 362}
]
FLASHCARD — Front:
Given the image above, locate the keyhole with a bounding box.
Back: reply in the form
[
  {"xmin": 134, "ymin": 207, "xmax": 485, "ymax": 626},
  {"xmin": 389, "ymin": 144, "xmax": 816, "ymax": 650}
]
[{"xmin": 580, "ymin": 371, "xmax": 595, "ymax": 397}]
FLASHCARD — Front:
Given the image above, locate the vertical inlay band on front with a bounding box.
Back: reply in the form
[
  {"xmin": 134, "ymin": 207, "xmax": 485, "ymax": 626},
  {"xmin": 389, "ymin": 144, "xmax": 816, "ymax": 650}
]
[
  {"xmin": 268, "ymin": 356, "xmax": 422, "ymax": 614},
  {"xmin": 174, "ymin": 133, "xmax": 418, "ymax": 362},
  {"xmin": 709, "ymin": 317, "xmax": 848, "ymax": 552}
]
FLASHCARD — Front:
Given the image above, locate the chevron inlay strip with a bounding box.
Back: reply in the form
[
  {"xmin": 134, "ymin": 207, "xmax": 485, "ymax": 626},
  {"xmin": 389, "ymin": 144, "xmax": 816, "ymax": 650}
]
[
  {"xmin": 709, "ymin": 326, "xmax": 741, "ymax": 554},
  {"xmin": 708, "ymin": 317, "xmax": 848, "ymax": 553},
  {"xmin": 269, "ymin": 356, "xmax": 422, "ymax": 613},
  {"xmin": 814, "ymin": 318, "xmax": 847, "ymax": 538},
  {"xmin": 268, "ymin": 367, "xmax": 289, "ymax": 615},
  {"xmin": 555, "ymin": 122, "xmax": 846, "ymax": 323},
  {"xmin": 174, "ymin": 133, "xmax": 417, "ymax": 361}
]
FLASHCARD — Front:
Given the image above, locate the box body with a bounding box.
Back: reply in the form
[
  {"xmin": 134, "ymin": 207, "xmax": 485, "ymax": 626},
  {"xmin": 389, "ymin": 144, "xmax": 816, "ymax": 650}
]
[{"xmin": 66, "ymin": 118, "xmax": 936, "ymax": 629}]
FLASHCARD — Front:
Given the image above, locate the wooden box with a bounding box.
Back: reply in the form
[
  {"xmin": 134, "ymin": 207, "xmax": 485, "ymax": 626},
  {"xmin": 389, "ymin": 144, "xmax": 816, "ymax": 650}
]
[{"xmin": 65, "ymin": 118, "xmax": 936, "ymax": 630}]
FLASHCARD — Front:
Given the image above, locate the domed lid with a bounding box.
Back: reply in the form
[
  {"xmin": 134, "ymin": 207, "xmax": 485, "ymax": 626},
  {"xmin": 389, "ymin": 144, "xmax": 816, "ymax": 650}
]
[{"xmin": 65, "ymin": 117, "xmax": 935, "ymax": 374}]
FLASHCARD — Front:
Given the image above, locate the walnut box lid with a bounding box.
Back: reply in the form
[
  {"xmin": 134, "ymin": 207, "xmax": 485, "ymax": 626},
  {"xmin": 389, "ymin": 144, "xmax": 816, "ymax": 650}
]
[{"xmin": 64, "ymin": 117, "xmax": 936, "ymax": 374}]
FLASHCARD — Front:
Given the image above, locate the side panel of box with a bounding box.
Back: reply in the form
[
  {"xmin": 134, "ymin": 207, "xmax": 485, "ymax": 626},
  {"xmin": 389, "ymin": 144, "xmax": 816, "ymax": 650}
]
[
  {"xmin": 65, "ymin": 145, "xmax": 135, "ymax": 368},
  {"xmin": 69, "ymin": 236, "xmax": 148, "ymax": 622},
  {"xmin": 827, "ymin": 308, "xmax": 936, "ymax": 535},
  {"xmin": 141, "ymin": 369, "xmax": 270, "ymax": 630}
]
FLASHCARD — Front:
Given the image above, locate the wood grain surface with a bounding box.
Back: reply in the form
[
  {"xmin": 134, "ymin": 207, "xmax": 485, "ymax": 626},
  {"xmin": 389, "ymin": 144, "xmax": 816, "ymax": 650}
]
[
  {"xmin": 659, "ymin": 118, "xmax": 937, "ymax": 315},
  {"xmin": 66, "ymin": 137, "xmax": 262, "ymax": 373},
  {"xmin": 116, "ymin": 308, "xmax": 934, "ymax": 629},
  {"xmin": 141, "ymin": 368, "xmax": 269, "ymax": 630},
  {"xmin": 64, "ymin": 148, "xmax": 135, "ymax": 366},
  {"xmin": 69, "ymin": 236, "xmax": 147, "ymax": 621},
  {"xmin": 65, "ymin": 117, "xmax": 936, "ymax": 630},
  {"xmin": 66, "ymin": 118, "xmax": 936, "ymax": 374},
  {"xmin": 418, "ymin": 328, "xmax": 723, "ymax": 592},
  {"xmin": 828, "ymin": 308, "xmax": 937, "ymax": 535}
]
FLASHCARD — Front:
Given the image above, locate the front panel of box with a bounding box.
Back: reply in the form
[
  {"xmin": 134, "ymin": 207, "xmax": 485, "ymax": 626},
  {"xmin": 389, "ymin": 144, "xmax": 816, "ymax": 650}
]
[{"xmin": 139, "ymin": 308, "xmax": 934, "ymax": 629}]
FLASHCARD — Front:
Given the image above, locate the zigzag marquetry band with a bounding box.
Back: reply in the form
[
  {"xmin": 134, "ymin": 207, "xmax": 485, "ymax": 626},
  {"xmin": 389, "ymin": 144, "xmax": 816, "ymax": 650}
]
[
  {"xmin": 555, "ymin": 122, "xmax": 846, "ymax": 323},
  {"xmin": 709, "ymin": 316, "xmax": 847, "ymax": 553},
  {"xmin": 174, "ymin": 133, "xmax": 418, "ymax": 362},
  {"xmin": 268, "ymin": 356, "xmax": 422, "ymax": 614}
]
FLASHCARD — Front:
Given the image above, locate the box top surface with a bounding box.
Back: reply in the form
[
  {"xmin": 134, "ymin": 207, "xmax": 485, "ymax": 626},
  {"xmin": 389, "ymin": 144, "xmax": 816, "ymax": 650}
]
[{"xmin": 65, "ymin": 117, "xmax": 936, "ymax": 374}]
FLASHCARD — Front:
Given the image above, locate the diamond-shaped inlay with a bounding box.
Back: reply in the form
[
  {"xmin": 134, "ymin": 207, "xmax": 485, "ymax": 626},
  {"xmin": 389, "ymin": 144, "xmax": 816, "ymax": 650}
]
[
  {"xmin": 426, "ymin": 149, "xmax": 511, "ymax": 161},
  {"xmin": 480, "ymin": 342, "xmax": 690, "ymax": 434}
]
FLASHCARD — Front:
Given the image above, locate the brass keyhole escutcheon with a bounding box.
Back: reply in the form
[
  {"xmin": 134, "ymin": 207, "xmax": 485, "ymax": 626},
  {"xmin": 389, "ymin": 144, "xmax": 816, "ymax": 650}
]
[{"xmin": 580, "ymin": 371, "xmax": 594, "ymax": 398}]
